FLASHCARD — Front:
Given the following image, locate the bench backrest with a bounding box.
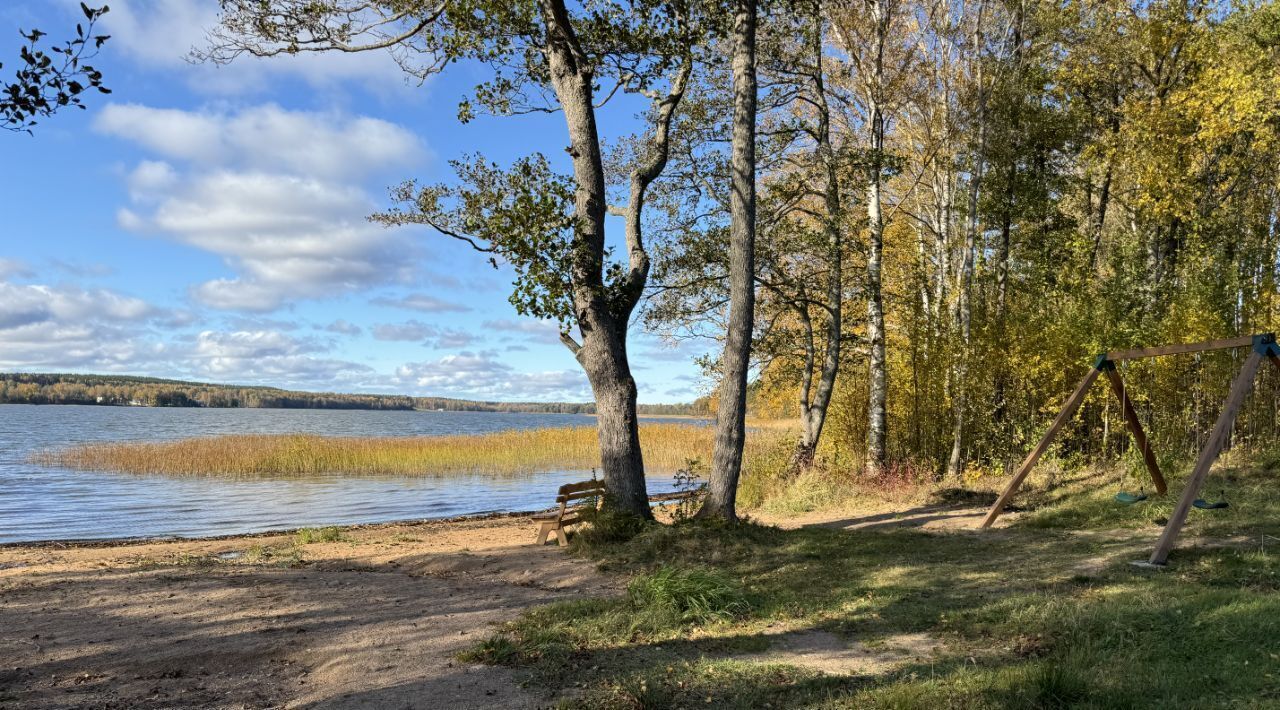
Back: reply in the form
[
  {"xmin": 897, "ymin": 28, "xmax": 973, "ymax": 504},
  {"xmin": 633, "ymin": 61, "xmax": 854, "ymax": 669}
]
[{"xmin": 556, "ymin": 479, "xmax": 607, "ymax": 505}]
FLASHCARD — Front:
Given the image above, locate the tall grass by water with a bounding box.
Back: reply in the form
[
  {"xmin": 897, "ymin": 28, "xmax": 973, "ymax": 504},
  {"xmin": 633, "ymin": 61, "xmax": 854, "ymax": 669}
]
[{"xmin": 33, "ymin": 424, "xmax": 788, "ymax": 477}]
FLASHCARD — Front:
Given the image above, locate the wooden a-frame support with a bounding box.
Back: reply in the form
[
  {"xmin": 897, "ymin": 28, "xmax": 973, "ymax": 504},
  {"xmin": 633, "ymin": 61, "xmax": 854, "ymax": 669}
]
[{"xmin": 979, "ymin": 333, "xmax": 1280, "ymax": 566}]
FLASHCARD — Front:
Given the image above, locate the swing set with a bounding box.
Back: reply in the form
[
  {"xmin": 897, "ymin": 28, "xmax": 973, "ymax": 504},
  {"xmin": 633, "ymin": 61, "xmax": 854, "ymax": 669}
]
[{"xmin": 980, "ymin": 332, "xmax": 1280, "ymax": 566}]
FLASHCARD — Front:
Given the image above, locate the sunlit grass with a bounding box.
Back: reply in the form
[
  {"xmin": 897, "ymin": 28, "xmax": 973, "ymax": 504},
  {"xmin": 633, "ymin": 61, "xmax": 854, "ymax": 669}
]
[
  {"xmin": 464, "ymin": 451, "xmax": 1280, "ymax": 708},
  {"xmin": 33, "ymin": 424, "xmax": 789, "ymax": 477}
]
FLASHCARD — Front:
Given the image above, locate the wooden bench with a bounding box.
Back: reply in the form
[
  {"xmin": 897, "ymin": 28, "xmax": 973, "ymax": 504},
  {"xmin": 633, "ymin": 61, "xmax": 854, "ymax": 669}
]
[{"xmin": 533, "ymin": 479, "xmax": 606, "ymax": 546}]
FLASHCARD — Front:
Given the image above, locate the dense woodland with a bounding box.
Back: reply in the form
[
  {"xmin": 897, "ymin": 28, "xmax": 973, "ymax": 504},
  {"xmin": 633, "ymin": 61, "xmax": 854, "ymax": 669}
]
[
  {"xmin": 0, "ymin": 373, "xmax": 704, "ymax": 415},
  {"xmin": 656, "ymin": 0, "xmax": 1280, "ymax": 482}
]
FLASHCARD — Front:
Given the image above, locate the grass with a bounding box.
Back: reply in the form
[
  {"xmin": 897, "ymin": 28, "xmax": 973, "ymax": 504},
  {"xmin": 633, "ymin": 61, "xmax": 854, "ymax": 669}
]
[
  {"xmin": 294, "ymin": 526, "xmax": 346, "ymax": 544},
  {"xmin": 32, "ymin": 424, "xmax": 789, "ymax": 477},
  {"xmin": 462, "ymin": 448, "xmax": 1280, "ymax": 708}
]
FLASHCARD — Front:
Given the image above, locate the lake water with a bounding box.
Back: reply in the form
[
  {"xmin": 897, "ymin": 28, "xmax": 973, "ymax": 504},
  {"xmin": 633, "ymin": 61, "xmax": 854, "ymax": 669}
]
[{"xmin": 0, "ymin": 405, "xmax": 684, "ymax": 544}]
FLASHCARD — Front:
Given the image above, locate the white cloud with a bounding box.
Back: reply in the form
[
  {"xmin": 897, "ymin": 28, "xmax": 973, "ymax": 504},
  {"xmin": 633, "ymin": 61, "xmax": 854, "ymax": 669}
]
[
  {"xmin": 373, "ymin": 320, "xmax": 478, "ymax": 348},
  {"xmin": 97, "ymin": 104, "xmax": 423, "ymax": 180},
  {"xmin": 373, "ymin": 293, "xmax": 472, "ymax": 314},
  {"xmin": 100, "ymin": 104, "xmax": 426, "ymax": 312},
  {"xmin": 0, "ymin": 280, "xmax": 176, "ymax": 371},
  {"xmin": 182, "ymin": 329, "xmax": 372, "ymax": 384},
  {"xmin": 96, "ymin": 0, "xmax": 416, "ymax": 95},
  {"xmin": 395, "ymin": 351, "xmax": 589, "ymax": 401},
  {"xmin": 0, "ymin": 282, "xmax": 156, "ymax": 330},
  {"xmin": 322, "ymin": 319, "xmax": 363, "ymax": 336},
  {"xmin": 483, "ymin": 319, "xmax": 564, "ymax": 345},
  {"xmin": 0, "ymin": 259, "xmax": 34, "ymax": 280},
  {"xmin": 372, "ymin": 320, "xmax": 438, "ymax": 342}
]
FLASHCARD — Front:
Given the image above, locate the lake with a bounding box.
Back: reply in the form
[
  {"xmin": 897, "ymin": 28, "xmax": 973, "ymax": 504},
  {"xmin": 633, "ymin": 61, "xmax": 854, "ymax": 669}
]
[{"xmin": 0, "ymin": 405, "xmax": 684, "ymax": 544}]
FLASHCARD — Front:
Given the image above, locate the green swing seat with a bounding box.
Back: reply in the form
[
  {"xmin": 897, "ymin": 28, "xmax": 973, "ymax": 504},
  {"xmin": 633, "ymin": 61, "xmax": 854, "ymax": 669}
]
[
  {"xmin": 1193, "ymin": 498, "xmax": 1229, "ymax": 510},
  {"xmin": 1114, "ymin": 491, "xmax": 1147, "ymax": 505},
  {"xmin": 1192, "ymin": 489, "xmax": 1229, "ymax": 510}
]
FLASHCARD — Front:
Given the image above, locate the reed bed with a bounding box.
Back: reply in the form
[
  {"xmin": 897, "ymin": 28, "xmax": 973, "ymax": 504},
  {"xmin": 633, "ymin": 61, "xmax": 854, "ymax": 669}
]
[{"xmin": 33, "ymin": 424, "xmax": 787, "ymax": 478}]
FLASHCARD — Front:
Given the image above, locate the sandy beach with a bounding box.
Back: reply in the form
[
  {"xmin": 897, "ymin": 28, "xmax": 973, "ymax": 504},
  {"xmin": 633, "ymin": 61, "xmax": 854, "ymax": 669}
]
[
  {"xmin": 0, "ymin": 515, "xmax": 616, "ymax": 709},
  {"xmin": 0, "ymin": 500, "xmax": 997, "ymax": 709}
]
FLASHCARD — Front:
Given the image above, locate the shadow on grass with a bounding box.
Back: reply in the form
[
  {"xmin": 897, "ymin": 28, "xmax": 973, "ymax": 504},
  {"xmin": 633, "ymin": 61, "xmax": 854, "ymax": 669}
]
[{"xmin": 477, "ymin": 495, "xmax": 1280, "ymax": 708}]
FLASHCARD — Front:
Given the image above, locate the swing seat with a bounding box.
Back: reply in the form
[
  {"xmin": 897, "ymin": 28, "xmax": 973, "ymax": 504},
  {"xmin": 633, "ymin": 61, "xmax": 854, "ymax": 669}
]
[
  {"xmin": 1114, "ymin": 491, "xmax": 1148, "ymax": 505},
  {"xmin": 1192, "ymin": 498, "xmax": 1229, "ymax": 510}
]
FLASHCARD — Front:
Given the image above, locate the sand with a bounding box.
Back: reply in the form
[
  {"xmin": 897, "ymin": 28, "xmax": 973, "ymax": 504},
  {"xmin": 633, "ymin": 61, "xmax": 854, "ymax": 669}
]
[
  {"xmin": 0, "ymin": 503, "xmax": 998, "ymax": 709},
  {"xmin": 0, "ymin": 515, "xmax": 615, "ymax": 709}
]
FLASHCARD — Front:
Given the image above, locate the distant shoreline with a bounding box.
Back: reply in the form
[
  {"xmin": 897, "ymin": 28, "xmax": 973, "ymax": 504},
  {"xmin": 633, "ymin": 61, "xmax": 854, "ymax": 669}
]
[{"xmin": 0, "ymin": 372, "xmax": 703, "ymax": 416}]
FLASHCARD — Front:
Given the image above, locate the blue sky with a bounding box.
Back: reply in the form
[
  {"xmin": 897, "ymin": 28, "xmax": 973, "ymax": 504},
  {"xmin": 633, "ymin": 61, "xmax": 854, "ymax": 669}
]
[{"xmin": 0, "ymin": 0, "xmax": 708, "ymax": 403}]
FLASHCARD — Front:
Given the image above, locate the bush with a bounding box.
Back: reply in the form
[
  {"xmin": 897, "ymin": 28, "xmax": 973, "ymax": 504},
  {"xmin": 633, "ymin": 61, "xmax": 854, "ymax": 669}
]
[{"xmin": 627, "ymin": 566, "xmax": 750, "ymax": 625}]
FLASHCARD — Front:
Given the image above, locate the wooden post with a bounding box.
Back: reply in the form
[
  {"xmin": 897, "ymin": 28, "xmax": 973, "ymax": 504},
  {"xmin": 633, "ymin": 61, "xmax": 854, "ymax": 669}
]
[
  {"xmin": 1102, "ymin": 366, "xmax": 1167, "ymax": 494},
  {"xmin": 1147, "ymin": 349, "xmax": 1263, "ymax": 565},
  {"xmin": 980, "ymin": 366, "xmax": 1102, "ymax": 528}
]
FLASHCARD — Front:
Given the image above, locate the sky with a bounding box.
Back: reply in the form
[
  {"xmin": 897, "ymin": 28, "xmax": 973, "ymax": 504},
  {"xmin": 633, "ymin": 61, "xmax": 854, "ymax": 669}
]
[{"xmin": 0, "ymin": 0, "xmax": 709, "ymax": 403}]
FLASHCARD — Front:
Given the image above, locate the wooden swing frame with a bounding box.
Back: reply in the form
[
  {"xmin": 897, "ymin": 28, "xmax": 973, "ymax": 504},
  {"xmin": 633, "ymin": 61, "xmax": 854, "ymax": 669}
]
[{"xmin": 979, "ymin": 332, "xmax": 1280, "ymax": 565}]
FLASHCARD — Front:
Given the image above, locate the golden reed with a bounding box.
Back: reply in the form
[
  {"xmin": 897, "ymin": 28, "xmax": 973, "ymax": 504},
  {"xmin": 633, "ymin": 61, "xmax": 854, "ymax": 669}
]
[{"xmin": 33, "ymin": 424, "xmax": 785, "ymax": 477}]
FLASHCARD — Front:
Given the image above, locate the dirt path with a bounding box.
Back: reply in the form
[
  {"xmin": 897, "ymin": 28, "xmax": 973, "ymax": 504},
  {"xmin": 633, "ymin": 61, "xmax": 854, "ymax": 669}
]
[{"xmin": 0, "ymin": 517, "xmax": 616, "ymax": 709}]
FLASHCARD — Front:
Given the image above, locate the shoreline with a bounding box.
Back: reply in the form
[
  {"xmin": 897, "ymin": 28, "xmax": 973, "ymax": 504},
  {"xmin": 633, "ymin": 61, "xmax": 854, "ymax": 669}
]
[
  {"xmin": 0, "ymin": 508, "xmax": 547, "ymax": 550},
  {"xmin": 0, "ymin": 492, "xmax": 695, "ymax": 550}
]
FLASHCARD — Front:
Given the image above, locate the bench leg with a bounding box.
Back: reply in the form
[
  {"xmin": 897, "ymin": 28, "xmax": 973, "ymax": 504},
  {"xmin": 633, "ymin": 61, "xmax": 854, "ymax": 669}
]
[
  {"xmin": 536, "ymin": 523, "xmax": 551, "ymax": 546},
  {"xmin": 554, "ymin": 525, "xmax": 569, "ymax": 547}
]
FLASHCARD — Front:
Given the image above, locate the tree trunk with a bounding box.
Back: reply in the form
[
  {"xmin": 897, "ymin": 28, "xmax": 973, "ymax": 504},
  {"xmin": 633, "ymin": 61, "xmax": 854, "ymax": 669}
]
[
  {"xmin": 792, "ymin": 18, "xmax": 843, "ymax": 474},
  {"xmin": 701, "ymin": 0, "xmax": 757, "ymax": 521},
  {"xmin": 578, "ymin": 330, "xmax": 650, "ymax": 515},
  {"xmin": 864, "ymin": 0, "xmax": 889, "ymax": 477},
  {"xmin": 539, "ymin": 0, "xmax": 651, "ymax": 516}
]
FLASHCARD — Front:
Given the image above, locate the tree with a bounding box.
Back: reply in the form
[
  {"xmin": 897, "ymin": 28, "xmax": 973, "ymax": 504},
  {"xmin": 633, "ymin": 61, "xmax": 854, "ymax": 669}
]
[
  {"xmin": 204, "ymin": 0, "xmax": 702, "ymax": 516},
  {"xmin": 752, "ymin": 2, "xmax": 854, "ymax": 470},
  {"xmin": 2, "ymin": 4, "xmax": 110, "ymax": 134},
  {"xmin": 698, "ymin": 0, "xmax": 759, "ymax": 521},
  {"xmin": 831, "ymin": 0, "xmax": 905, "ymax": 475}
]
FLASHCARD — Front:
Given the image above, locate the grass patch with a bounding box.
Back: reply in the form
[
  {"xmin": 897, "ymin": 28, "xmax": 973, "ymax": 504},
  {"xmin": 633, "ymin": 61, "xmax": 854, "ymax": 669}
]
[
  {"xmin": 464, "ymin": 451, "xmax": 1280, "ymax": 708},
  {"xmin": 294, "ymin": 526, "xmax": 345, "ymax": 544},
  {"xmin": 32, "ymin": 424, "xmax": 788, "ymax": 477},
  {"xmin": 628, "ymin": 566, "xmax": 750, "ymax": 625}
]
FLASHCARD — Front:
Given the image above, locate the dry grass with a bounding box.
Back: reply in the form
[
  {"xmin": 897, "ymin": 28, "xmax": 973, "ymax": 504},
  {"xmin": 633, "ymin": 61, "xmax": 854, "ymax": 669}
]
[{"xmin": 33, "ymin": 424, "xmax": 788, "ymax": 478}]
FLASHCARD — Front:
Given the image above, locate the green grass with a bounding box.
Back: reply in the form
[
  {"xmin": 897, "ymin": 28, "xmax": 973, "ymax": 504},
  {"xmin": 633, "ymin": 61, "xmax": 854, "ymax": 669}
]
[
  {"xmin": 464, "ymin": 450, "xmax": 1280, "ymax": 708},
  {"xmin": 294, "ymin": 526, "xmax": 346, "ymax": 544},
  {"xmin": 628, "ymin": 566, "xmax": 750, "ymax": 625}
]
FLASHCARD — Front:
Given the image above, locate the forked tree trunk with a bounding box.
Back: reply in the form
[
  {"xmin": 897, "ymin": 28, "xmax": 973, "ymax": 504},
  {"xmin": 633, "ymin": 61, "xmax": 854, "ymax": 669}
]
[
  {"xmin": 791, "ymin": 17, "xmax": 843, "ymax": 473},
  {"xmin": 539, "ymin": 0, "xmax": 653, "ymax": 516},
  {"xmin": 701, "ymin": 0, "xmax": 757, "ymax": 521}
]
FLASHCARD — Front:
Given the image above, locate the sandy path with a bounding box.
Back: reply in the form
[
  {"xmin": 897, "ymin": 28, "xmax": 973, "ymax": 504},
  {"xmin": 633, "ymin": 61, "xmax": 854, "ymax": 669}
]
[{"xmin": 0, "ymin": 516, "xmax": 616, "ymax": 709}]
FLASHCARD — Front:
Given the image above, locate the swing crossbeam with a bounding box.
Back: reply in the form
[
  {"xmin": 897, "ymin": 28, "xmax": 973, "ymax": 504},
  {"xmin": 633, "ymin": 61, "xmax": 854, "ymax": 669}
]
[{"xmin": 979, "ymin": 332, "xmax": 1280, "ymax": 566}]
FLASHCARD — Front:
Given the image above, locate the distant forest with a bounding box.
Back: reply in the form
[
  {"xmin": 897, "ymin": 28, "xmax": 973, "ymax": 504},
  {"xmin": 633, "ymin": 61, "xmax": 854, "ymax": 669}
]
[{"xmin": 0, "ymin": 373, "xmax": 707, "ymax": 416}]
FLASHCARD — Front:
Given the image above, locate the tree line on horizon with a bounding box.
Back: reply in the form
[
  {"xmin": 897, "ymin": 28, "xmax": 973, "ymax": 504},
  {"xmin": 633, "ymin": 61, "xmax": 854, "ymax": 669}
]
[{"xmin": 0, "ymin": 373, "xmax": 708, "ymax": 415}]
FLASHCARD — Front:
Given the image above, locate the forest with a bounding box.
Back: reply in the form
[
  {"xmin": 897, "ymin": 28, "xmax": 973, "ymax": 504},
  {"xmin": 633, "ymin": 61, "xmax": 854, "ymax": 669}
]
[{"xmin": 638, "ymin": 0, "xmax": 1280, "ymax": 487}]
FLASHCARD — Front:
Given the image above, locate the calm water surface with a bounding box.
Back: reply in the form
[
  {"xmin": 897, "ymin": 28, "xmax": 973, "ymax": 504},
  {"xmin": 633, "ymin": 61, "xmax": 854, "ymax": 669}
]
[{"xmin": 0, "ymin": 405, "xmax": 684, "ymax": 543}]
